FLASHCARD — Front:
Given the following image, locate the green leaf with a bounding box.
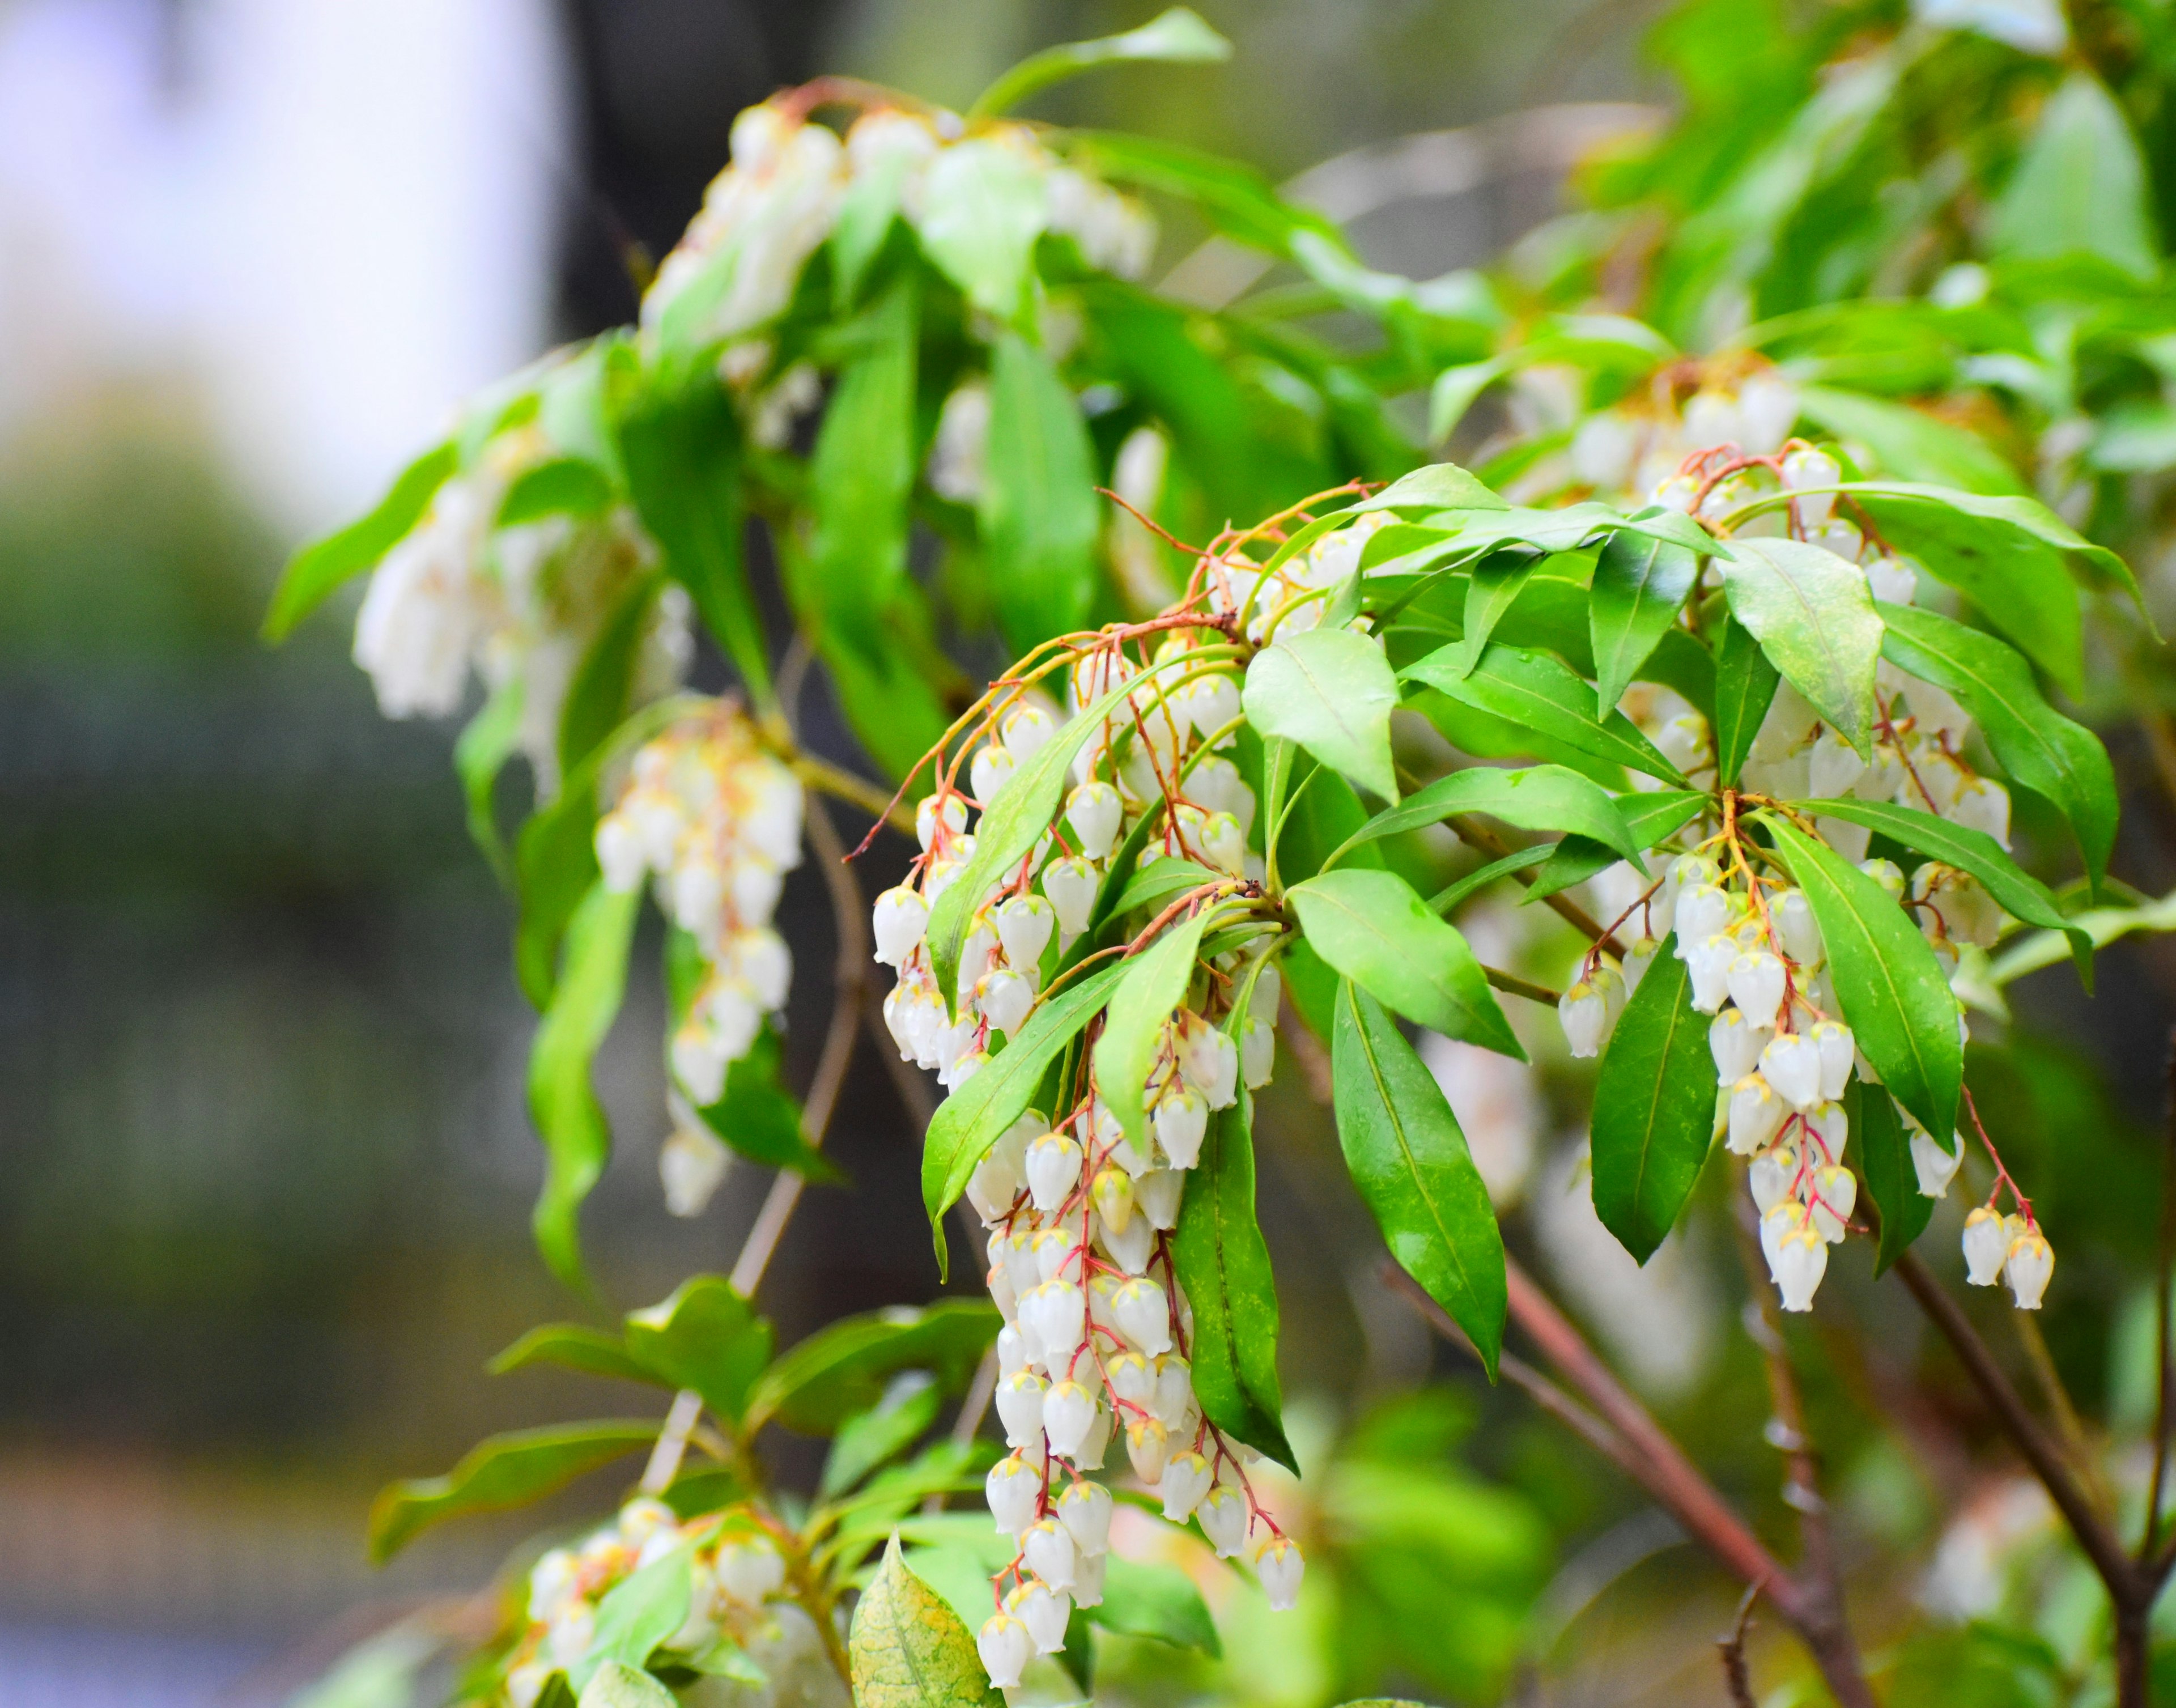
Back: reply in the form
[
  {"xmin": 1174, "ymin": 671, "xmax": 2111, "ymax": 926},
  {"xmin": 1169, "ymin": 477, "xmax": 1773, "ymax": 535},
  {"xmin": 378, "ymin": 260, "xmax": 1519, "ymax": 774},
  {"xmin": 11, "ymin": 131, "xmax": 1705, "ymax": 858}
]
[
  {"xmin": 1526, "ymin": 791, "xmax": 1707, "ymax": 902},
  {"xmin": 560, "ymin": 572, "xmax": 664, "ymax": 779},
  {"xmin": 1590, "ymin": 531, "xmax": 1699, "ymax": 719},
  {"xmin": 1172, "ymin": 1087, "xmax": 1298, "ymax": 1472},
  {"xmin": 831, "ymin": 155, "xmax": 913, "ymax": 312},
  {"xmin": 528, "ymin": 881, "xmax": 641, "ymax": 1291},
  {"xmin": 262, "ymin": 441, "xmax": 456, "ymax": 640},
  {"xmin": 1794, "ymin": 387, "xmax": 2026, "ymax": 496},
  {"xmin": 1759, "ymin": 813, "xmax": 1962, "ymax": 1140},
  {"xmin": 1450, "ymin": 553, "xmax": 1540, "ymax": 678},
  {"xmin": 1108, "ymin": 858, "xmax": 1223, "ymax": 919},
  {"xmin": 499, "ymin": 457, "xmax": 615, "ymax": 527},
  {"xmin": 1429, "ymin": 845, "xmax": 1553, "ymax": 913},
  {"xmin": 849, "ymin": 1537, "xmax": 1008, "ymax": 1708},
  {"xmin": 1852, "ymin": 1080, "xmax": 1931, "ymax": 1278},
  {"xmin": 1719, "ymin": 537, "xmax": 1882, "ymax": 755},
  {"xmin": 1290, "ymin": 869, "xmax": 1523, "ymax": 1059},
  {"xmin": 978, "ymin": 332, "xmax": 1100, "ymax": 656},
  {"xmin": 1877, "ymin": 602, "xmax": 2117, "ymax": 890},
  {"xmin": 746, "ymin": 1299, "xmax": 1001, "ymax": 1435},
  {"xmin": 1085, "ymin": 1557, "xmax": 1222, "ymax": 1656},
  {"xmin": 808, "ymin": 278, "xmax": 917, "ymax": 640},
  {"xmin": 1791, "ymin": 797, "xmax": 2092, "ymax": 982},
  {"xmin": 574, "ymin": 1548, "xmax": 691, "ymax": 1690},
  {"xmin": 920, "ymin": 961, "xmax": 1130, "ymax": 1261},
  {"xmin": 623, "ymin": 1276, "xmax": 776, "ymax": 1423},
  {"xmin": 1712, "ymin": 613, "xmax": 1780, "ymax": 788},
  {"xmin": 1427, "ymin": 358, "xmax": 1510, "ymax": 443},
  {"xmin": 1244, "ymin": 625, "xmax": 1400, "ymax": 802},
  {"xmin": 1590, "ymin": 950, "xmax": 1715, "ymax": 1264},
  {"xmin": 1405, "ymin": 641, "xmax": 1684, "ymax": 785},
  {"xmin": 367, "ymin": 1420, "xmax": 658, "ymax": 1563},
  {"xmin": 918, "ymin": 143, "xmax": 1047, "ymax": 322},
  {"xmin": 579, "ymin": 1662, "xmax": 676, "ymax": 1708},
  {"xmin": 1992, "ymin": 71, "xmax": 2158, "ymax": 281},
  {"xmin": 821, "ymin": 1375, "xmax": 946, "ymax": 1499},
  {"xmin": 1350, "ymin": 461, "xmax": 1508, "ymax": 516},
  {"xmin": 456, "ymin": 678, "xmax": 525, "ymax": 886},
  {"xmin": 970, "ymin": 7, "xmax": 1229, "ymax": 118},
  {"xmin": 1068, "ymin": 131, "xmax": 1351, "ymax": 269},
  {"xmin": 1340, "ymin": 764, "xmax": 1644, "ymax": 868},
  {"xmin": 489, "ymin": 1323, "xmax": 662, "ymax": 1387},
  {"xmin": 1332, "ymin": 980, "xmax": 1506, "ymax": 1378},
  {"xmin": 1093, "ymin": 905, "xmax": 1218, "ymax": 1161}
]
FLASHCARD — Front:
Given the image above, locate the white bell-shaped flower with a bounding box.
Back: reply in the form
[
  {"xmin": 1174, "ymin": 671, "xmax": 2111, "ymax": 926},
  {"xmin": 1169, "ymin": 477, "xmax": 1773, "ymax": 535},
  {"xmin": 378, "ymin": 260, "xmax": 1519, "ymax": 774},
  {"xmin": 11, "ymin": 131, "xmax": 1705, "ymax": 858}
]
[
  {"xmin": 1759, "ymin": 1032, "xmax": 1824, "ymax": 1110},
  {"xmin": 1126, "ymin": 1415, "xmax": 1171, "ymax": 1482},
  {"xmin": 1911, "ymin": 1126, "xmax": 1962, "ymax": 1199},
  {"xmin": 1177, "ymin": 1017, "xmax": 1240, "ymax": 1109},
  {"xmin": 1773, "ymin": 889, "xmax": 1824, "ymax": 968},
  {"xmin": 1152, "ymin": 1354, "xmax": 1193, "ymax": 1427},
  {"xmin": 1809, "ymin": 1021, "xmax": 1855, "ymax": 1100},
  {"xmin": 998, "ymin": 1227, "xmax": 1039, "ymax": 1298},
  {"xmin": 1065, "ymin": 781, "xmax": 1124, "ymax": 861},
  {"xmin": 1074, "ymin": 1400, "xmax": 1112, "ymax": 1471},
  {"xmin": 1023, "ymin": 1517, "xmax": 1077, "ymax": 1591},
  {"xmin": 1199, "ymin": 811, "xmax": 1248, "ymax": 877},
  {"xmin": 1674, "ymin": 883, "xmax": 1734, "ymax": 948},
  {"xmin": 1962, "ymin": 1206, "xmax": 2011, "ymax": 1286},
  {"xmin": 1112, "ymin": 1277, "xmax": 1173, "ymax": 1355},
  {"xmin": 995, "ymin": 893, "xmax": 1056, "ymax": 972},
  {"xmin": 1106, "ymin": 1350, "xmax": 1154, "ymax": 1413},
  {"xmin": 1096, "ymin": 1209, "xmax": 1156, "ymax": 1274},
  {"xmin": 1001, "ymin": 703, "xmax": 1060, "ymax": 764},
  {"xmin": 1043, "ymin": 854, "xmax": 1101, "ymax": 936},
  {"xmin": 595, "ymin": 812, "xmax": 648, "ymax": 893},
  {"xmin": 976, "ymin": 968, "xmax": 1035, "ymax": 1037},
  {"xmin": 1865, "ymin": 555, "xmax": 1915, "ymax": 604},
  {"xmin": 1032, "ymin": 1227, "xmax": 1075, "ymax": 1284},
  {"xmin": 1749, "ymin": 1141, "xmax": 1798, "ymax": 1213},
  {"xmin": 1008, "ymin": 1578, "xmax": 1072, "ymax": 1655},
  {"xmin": 1770, "ymin": 1220, "xmax": 1830, "ymax": 1312},
  {"xmin": 1159, "ymin": 1450, "xmax": 1213, "ymax": 1522},
  {"xmin": 916, "ymin": 792, "xmax": 968, "ymax": 852},
  {"xmin": 1728, "ymin": 1074, "xmax": 1787, "ymax": 1156},
  {"xmin": 871, "ymin": 885, "xmax": 929, "ymax": 967},
  {"xmin": 1091, "ymin": 1166, "xmax": 1134, "ymax": 1234},
  {"xmin": 1153, "ymin": 1085, "xmax": 1209, "ymax": 1171},
  {"xmin": 1056, "ymin": 1479, "xmax": 1112, "ymax": 1555},
  {"xmin": 1760, "ymin": 1199, "xmax": 1808, "ymax": 1272},
  {"xmin": 1197, "ymin": 1485, "xmax": 1249, "ymax": 1557},
  {"xmin": 1686, "ymin": 934, "xmax": 1736, "ymax": 1014},
  {"xmin": 1253, "ymin": 1535, "xmax": 1305, "ymax": 1612},
  {"xmin": 661, "ymin": 1122, "xmax": 732, "ymax": 1218},
  {"xmin": 1559, "ymin": 980, "xmax": 1612, "ymax": 1058},
  {"xmin": 978, "ymin": 1611, "xmax": 1032, "ymax": 1689},
  {"xmin": 1780, "ymin": 447, "xmax": 1840, "ymax": 525},
  {"xmin": 995, "ymin": 1324, "xmax": 1030, "ymax": 1376},
  {"xmin": 1809, "ymin": 1164, "xmax": 1856, "ymax": 1242},
  {"xmin": 1025, "ymin": 1131, "xmax": 1082, "ymax": 1213},
  {"xmin": 987, "ymin": 1454, "xmax": 1041, "ymax": 1535},
  {"xmin": 1807, "ymin": 728, "xmax": 1866, "ymax": 799},
  {"xmin": 1022, "ymin": 1278, "xmax": 1087, "ymax": 1358},
  {"xmin": 1240, "ymin": 1015, "xmax": 1276, "ymax": 1089},
  {"xmin": 970, "ymin": 742, "xmax": 1017, "ymax": 806},
  {"xmin": 1134, "ymin": 1169, "xmax": 1184, "ymax": 1230},
  {"xmin": 2005, "ymin": 1230, "xmax": 2054, "ymax": 1310},
  {"xmin": 1710, "ymin": 1008, "xmax": 1771, "ymax": 1085},
  {"xmin": 1950, "ymin": 777, "xmax": 2011, "ymax": 848},
  {"xmin": 1180, "ymin": 672, "xmax": 1242, "ymax": 741},
  {"xmin": 716, "ymin": 1536, "xmax": 785, "ymax": 1604},
  {"xmin": 1804, "ymin": 1099, "xmax": 1848, "ymax": 1162},
  {"xmin": 1726, "ymin": 951, "xmax": 1787, "ymax": 1031},
  {"xmin": 1859, "ymin": 857, "xmax": 1906, "ymax": 900},
  {"xmin": 994, "ymin": 1371, "xmax": 1049, "ymax": 1447},
  {"xmin": 1071, "ymin": 1548, "xmax": 1107, "ymax": 1609}
]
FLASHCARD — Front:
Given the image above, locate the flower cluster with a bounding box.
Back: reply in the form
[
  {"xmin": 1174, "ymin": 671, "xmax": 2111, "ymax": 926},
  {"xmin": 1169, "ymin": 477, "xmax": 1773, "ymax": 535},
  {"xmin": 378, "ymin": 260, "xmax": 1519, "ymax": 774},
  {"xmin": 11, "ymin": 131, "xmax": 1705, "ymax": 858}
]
[
  {"xmin": 644, "ymin": 97, "xmax": 1154, "ymax": 449},
  {"xmin": 504, "ymin": 1497, "xmax": 791, "ymax": 1707},
  {"xmin": 352, "ymin": 429, "xmax": 691, "ymax": 796},
  {"xmin": 596, "ymin": 709, "xmax": 804, "ymax": 1213}
]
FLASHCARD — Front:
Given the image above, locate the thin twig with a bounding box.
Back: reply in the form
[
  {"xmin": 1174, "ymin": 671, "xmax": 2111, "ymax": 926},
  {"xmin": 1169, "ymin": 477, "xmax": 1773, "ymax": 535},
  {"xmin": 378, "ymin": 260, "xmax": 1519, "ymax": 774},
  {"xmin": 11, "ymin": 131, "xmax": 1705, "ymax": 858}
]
[
  {"xmin": 1718, "ymin": 1578, "xmax": 1765, "ymax": 1708},
  {"xmin": 2012, "ymin": 1310, "xmax": 2111, "ymax": 1514},
  {"xmin": 1484, "ymin": 966, "xmax": 1561, "ymax": 1006},
  {"xmin": 639, "ymin": 1389, "xmax": 707, "ymax": 1496},
  {"xmin": 2147, "ymin": 1031, "xmax": 2176, "ymax": 1561},
  {"xmin": 1445, "ymin": 812, "xmax": 1627, "ymax": 957}
]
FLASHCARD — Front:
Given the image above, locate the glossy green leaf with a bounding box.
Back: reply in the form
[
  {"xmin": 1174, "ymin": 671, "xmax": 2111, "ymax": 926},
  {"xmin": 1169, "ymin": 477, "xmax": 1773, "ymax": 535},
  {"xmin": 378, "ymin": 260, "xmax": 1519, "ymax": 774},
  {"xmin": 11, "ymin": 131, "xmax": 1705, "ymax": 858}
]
[
  {"xmin": 1427, "ymin": 358, "xmax": 1510, "ymax": 443},
  {"xmin": 698, "ymin": 1027, "xmax": 839, "ymax": 1179},
  {"xmin": 970, "ymin": 7, "xmax": 1229, "ymax": 118},
  {"xmin": 1877, "ymin": 602, "xmax": 2117, "ymax": 890},
  {"xmin": 1350, "ymin": 460, "xmax": 1508, "ymax": 516},
  {"xmin": 262, "ymin": 440, "xmax": 455, "ymax": 640},
  {"xmin": 1173, "ymin": 1080, "xmax": 1298, "ymax": 1472},
  {"xmin": 1068, "ymin": 131, "xmax": 1352, "ymax": 269},
  {"xmin": 528, "ymin": 881, "xmax": 640, "ymax": 1291},
  {"xmin": 1332, "ymin": 980, "xmax": 1506, "ymax": 1378},
  {"xmin": 1085, "ymin": 1557, "xmax": 1222, "ymax": 1656},
  {"xmin": 488, "ymin": 1323, "xmax": 661, "ymax": 1387},
  {"xmin": 1340, "ymin": 764, "xmax": 1644, "ymax": 867},
  {"xmin": 559, "ymin": 572, "xmax": 664, "ymax": 779},
  {"xmin": 979, "ymin": 331, "xmax": 1100, "ymax": 655},
  {"xmin": 1791, "ymin": 796, "xmax": 2092, "ymax": 982},
  {"xmin": 1448, "ymin": 553, "xmax": 1540, "ymax": 678},
  {"xmin": 920, "ymin": 961, "xmax": 1129, "ymax": 1261},
  {"xmin": 1852, "ymin": 1080, "xmax": 1931, "ymax": 1278},
  {"xmin": 1795, "ymin": 386, "xmax": 2026, "ymax": 498},
  {"xmin": 821, "ymin": 1374, "xmax": 945, "ymax": 1498},
  {"xmin": 919, "ymin": 142, "xmax": 1046, "ymax": 322},
  {"xmin": 1289, "ymin": 869, "xmax": 1523, "ymax": 1059},
  {"xmin": 830, "ymin": 155, "xmax": 913, "ymax": 312},
  {"xmin": 623, "ymin": 1276, "xmax": 775, "ymax": 1424},
  {"xmin": 1760, "ymin": 813, "xmax": 1962, "ymax": 1140},
  {"xmin": 807, "ymin": 279, "xmax": 917, "ymax": 644},
  {"xmin": 1992, "ymin": 71, "xmax": 2158, "ymax": 281},
  {"xmin": 849, "ymin": 1537, "xmax": 1007, "ymax": 1708},
  {"xmin": 456, "ymin": 678, "xmax": 525, "ymax": 887},
  {"xmin": 1404, "ymin": 641, "xmax": 1684, "ymax": 784},
  {"xmin": 1590, "ymin": 530, "xmax": 1699, "ymax": 719},
  {"xmin": 368, "ymin": 1420, "xmax": 658, "ymax": 1563},
  {"xmin": 1526, "ymin": 791, "xmax": 1707, "ymax": 902},
  {"xmin": 746, "ymin": 1299, "xmax": 1001, "ymax": 1435},
  {"xmin": 1590, "ymin": 950, "xmax": 1714, "ymax": 1264},
  {"xmin": 580, "ymin": 1664, "xmax": 675, "ymax": 1708},
  {"xmin": 499, "ymin": 456, "xmax": 615, "ymax": 528},
  {"xmin": 1094, "ymin": 904, "xmax": 1217, "ymax": 1160},
  {"xmin": 1430, "ymin": 845, "xmax": 1554, "ymax": 912},
  {"xmin": 1719, "ymin": 537, "xmax": 1882, "ymax": 755},
  {"xmin": 1244, "ymin": 625, "xmax": 1400, "ymax": 801},
  {"xmin": 574, "ymin": 1548, "xmax": 691, "ymax": 1690},
  {"xmin": 1107, "ymin": 858, "xmax": 1223, "ymax": 919},
  {"xmin": 1712, "ymin": 613, "xmax": 1779, "ymax": 788}
]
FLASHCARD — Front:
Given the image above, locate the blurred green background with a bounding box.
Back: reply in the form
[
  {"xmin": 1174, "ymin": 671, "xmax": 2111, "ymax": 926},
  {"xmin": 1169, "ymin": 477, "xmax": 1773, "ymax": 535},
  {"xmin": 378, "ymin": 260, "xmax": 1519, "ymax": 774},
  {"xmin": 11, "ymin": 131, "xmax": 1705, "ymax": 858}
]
[{"xmin": 9, "ymin": 2, "xmax": 2176, "ymax": 1705}]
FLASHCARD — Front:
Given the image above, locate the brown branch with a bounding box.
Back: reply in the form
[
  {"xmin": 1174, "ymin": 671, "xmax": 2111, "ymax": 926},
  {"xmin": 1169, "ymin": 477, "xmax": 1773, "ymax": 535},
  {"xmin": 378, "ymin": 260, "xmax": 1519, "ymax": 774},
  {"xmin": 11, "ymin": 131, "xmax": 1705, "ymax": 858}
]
[
  {"xmin": 2147, "ymin": 1031, "xmax": 2176, "ymax": 1561},
  {"xmin": 1718, "ymin": 1579, "xmax": 1764, "ymax": 1708},
  {"xmin": 1446, "ymin": 813, "xmax": 1627, "ymax": 957}
]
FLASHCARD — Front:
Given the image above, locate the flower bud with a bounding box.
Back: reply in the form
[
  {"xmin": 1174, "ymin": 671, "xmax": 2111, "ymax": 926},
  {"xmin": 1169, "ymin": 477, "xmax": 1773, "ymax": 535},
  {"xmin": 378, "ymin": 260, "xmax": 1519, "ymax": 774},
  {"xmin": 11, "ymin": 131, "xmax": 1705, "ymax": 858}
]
[
  {"xmin": 994, "ymin": 1371, "xmax": 1049, "ymax": 1448},
  {"xmin": 1911, "ymin": 1126, "xmax": 1962, "ymax": 1199},
  {"xmin": 1042, "ymin": 1379, "xmax": 1099, "ymax": 1461},
  {"xmin": 1180, "ymin": 673, "xmax": 1242, "ymax": 741},
  {"xmin": 1656, "ymin": 713, "xmax": 1712, "ymax": 775},
  {"xmin": 975, "ymin": 968, "xmax": 1035, "ymax": 1036},
  {"xmin": 1559, "ymin": 980, "xmax": 1612, "ymax": 1058},
  {"xmin": 1153, "ymin": 1085, "xmax": 1209, "ymax": 1171},
  {"xmin": 1859, "ymin": 857, "xmax": 1906, "ymax": 901},
  {"xmin": 999, "ymin": 1228, "xmax": 1039, "ymax": 1298},
  {"xmin": 978, "ymin": 1610, "xmax": 1032, "ymax": 1688},
  {"xmin": 1759, "ymin": 1032, "xmax": 1823, "ymax": 1111},
  {"xmin": 1022, "ymin": 1278, "xmax": 1087, "ymax": 1359},
  {"xmin": 1728, "ymin": 1074, "xmax": 1787, "ymax": 1157},
  {"xmin": 1001, "ymin": 703, "xmax": 1059, "ymax": 764},
  {"xmin": 1066, "ymin": 781, "xmax": 1124, "ymax": 861},
  {"xmin": 1033, "ymin": 1227, "xmax": 1076, "ymax": 1285},
  {"xmin": 1760, "ymin": 1199, "xmax": 1809, "ymax": 1272},
  {"xmin": 1769, "ymin": 1221, "xmax": 1829, "ymax": 1312},
  {"xmin": 1006, "ymin": 1578, "xmax": 1072, "ymax": 1655},
  {"xmin": 987, "ymin": 1454, "xmax": 1042, "ymax": 1535},
  {"xmin": 1042, "ymin": 855, "xmax": 1100, "ymax": 936},
  {"xmin": 1198, "ymin": 811, "xmax": 1247, "ymax": 877},
  {"xmin": 1126, "ymin": 1415, "xmax": 1171, "ymax": 1482},
  {"xmin": 1809, "ymin": 1021, "xmax": 1855, "ymax": 1101},
  {"xmin": 996, "ymin": 1324, "xmax": 1030, "ymax": 1376},
  {"xmin": 2005, "ymin": 1230, "xmax": 2054, "ymax": 1310},
  {"xmin": 595, "ymin": 811, "xmax": 648, "ymax": 894},
  {"xmin": 1112, "ymin": 1277, "xmax": 1173, "ymax": 1356},
  {"xmin": 1749, "ymin": 1142, "xmax": 1797, "ymax": 1213},
  {"xmin": 1177, "ymin": 1017, "xmax": 1240, "ymax": 1109},
  {"xmin": 916, "ymin": 792, "xmax": 968, "ymax": 852},
  {"xmin": 1056, "ymin": 1479, "xmax": 1112, "ymax": 1557},
  {"xmin": 1023, "ymin": 1516, "xmax": 1077, "ymax": 1591},
  {"xmin": 970, "ymin": 742, "xmax": 1016, "ymax": 806},
  {"xmin": 1808, "ymin": 1164, "xmax": 1856, "ymax": 1242},
  {"xmin": 1781, "ymin": 447, "xmax": 1840, "ymax": 526},
  {"xmin": 1151, "ymin": 1353, "xmax": 1194, "ymax": 1426},
  {"xmin": 1025, "ymin": 1131, "xmax": 1082, "ymax": 1213},
  {"xmin": 1725, "ymin": 951, "xmax": 1787, "ymax": 1032},
  {"xmin": 1675, "ymin": 883, "xmax": 1734, "ymax": 947},
  {"xmin": 1807, "ymin": 728, "xmax": 1865, "ymax": 800},
  {"xmin": 1134, "ymin": 1169, "xmax": 1184, "ymax": 1230},
  {"xmin": 1710, "ymin": 1009, "xmax": 1771, "ymax": 1086},
  {"xmin": 1240, "ymin": 1015, "xmax": 1276, "ymax": 1089},
  {"xmin": 661, "ymin": 1122, "xmax": 732, "ymax": 1218},
  {"xmin": 1090, "ymin": 1165, "xmax": 1135, "ymax": 1234},
  {"xmin": 1962, "ymin": 1206, "xmax": 2009, "ymax": 1286},
  {"xmin": 1197, "ymin": 1485, "xmax": 1249, "ymax": 1557},
  {"xmin": 994, "ymin": 893, "xmax": 1056, "ymax": 973},
  {"xmin": 1159, "ymin": 1450, "xmax": 1213, "ymax": 1521},
  {"xmin": 716, "ymin": 1536, "xmax": 785, "ymax": 1604},
  {"xmin": 1773, "ymin": 889, "xmax": 1824, "ymax": 968},
  {"xmin": 1253, "ymin": 1535, "xmax": 1305, "ymax": 1611},
  {"xmin": 1686, "ymin": 934, "xmax": 1736, "ymax": 1013}
]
